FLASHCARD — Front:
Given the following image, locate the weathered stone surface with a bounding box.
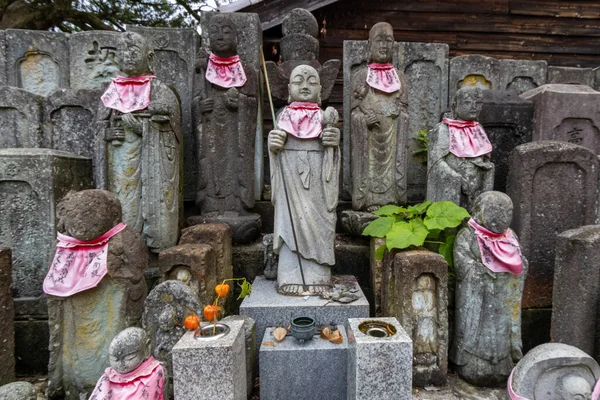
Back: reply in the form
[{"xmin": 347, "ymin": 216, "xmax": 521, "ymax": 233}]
[
  {"xmin": 522, "ymin": 308, "xmax": 551, "ymax": 354},
  {"xmin": 0, "ymin": 87, "xmax": 43, "ymax": 149},
  {"xmin": 178, "ymin": 224, "xmax": 233, "ymax": 286},
  {"xmin": 14, "ymin": 320, "xmax": 48, "ymax": 376},
  {"xmin": 5, "ymin": 30, "xmax": 69, "ymax": 96},
  {"xmin": 449, "ymin": 55, "xmax": 546, "ymax": 99},
  {"xmin": 0, "ymin": 31, "xmax": 6, "ymax": 85},
  {"xmin": 159, "ymin": 244, "xmax": 216, "ymax": 306},
  {"xmin": 478, "ymin": 90, "xmax": 533, "ymax": 192},
  {"xmin": 551, "ymin": 225, "xmax": 600, "ymax": 362},
  {"xmin": 187, "ymin": 214, "xmax": 260, "ymax": 245},
  {"xmin": 128, "ymin": 25, "xmax": 200, "ymax": 200},
  {"xmin": 510, "ymin": 343, "xmax": 600, "ymax": 399},
  {"xmin": 0, "ymin": 247, "xmax": 15, "ymax": 386},
  {"xmin": 547, "ymin": 66, "xmax": 596, "ymax": 86},
  {"xmin": 0, "ymin": 149, "xmax": 93, "ymax": 302},
  {"xmin": 507, "ymin": 141, "xmax": 598, "ymax": 308},
  {"xmin": 411, "ymin": 372, "xmax": 512, "ymax": 399},
  {"xmin": 173, "ymin": 320, "xmax": 246, "ymax": 400},
  {"xmin": 69, "ymin": 31, "xmax": 121, "ymax": 90},
  {"xmin": 381, "ymin": 249, "xmax": 448, "ymax": 387},
  {"xmin": 142, "ymin": 280, "xmax": 201, "ymax": 385},
  {"xmin": 451, "ymin": 192, "xmax": 527, "ymax": 387},
  {"xmin": 521, "ymin": 84, "xmax": 600, "ymax": 154},
  {"xmin": 347, "ymin": 317, "xmax": 412, "ymax": 399},
  {"xmin": 232, "ymin": 239, "xmax": 264, "ymax": 285},
  {"xmin": 222, "ymin": 315, "xmax": 256, "ymax": 397},
  {"xmin": 0, "ymin": 381, "xmax": 37, "ymax": 400},
  {"xmin": 340, "ymin": 210, "xmax": 377, "ymax": 236},
  {"xmin": 260, "ymin": 325, "xmax": 348, "ymax": 400},
  {"xmin": 369, "ymin": 238, "xmax": 386, "ymax": 317},
  {"xmin": 47, "ymin": 190, "xmax": 148, "ymax": 400},
  {"xmin": 261, "ymin": 234, "xmax": 278, "ymax": 280},
  {"xmin": 43, "ymin": 88, "xmax": 103, "ymax": 158}
]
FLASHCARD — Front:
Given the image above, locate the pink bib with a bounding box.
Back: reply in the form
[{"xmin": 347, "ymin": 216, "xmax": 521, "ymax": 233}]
[
  {"xmin": 43, "ymin": 223, "xmax": 127, "ymax": 297},
  {"xmin": 90, "ymin": 356, "xmax": 165, "ymax": 400},
  {"xmin": 366, "ymin": 63, "xmax": 401, "ymax": 93},
  {"xmin": 277, "ymin": 102, "xmax": 323, "ymax": 139},
  {"xmin": 205, "ymin": 52, "xmax": 247, "ymax": 88},
  {"xmin": 593, "ymin": 376, "xmax": 600, "ymax": 400},
  {"xmin": 507, "ymin": 369, "xmax": 528, "ymax": 400},
  {"xmin": 468, "ymin": 219, "xmax": 523, "ymax": 275},
  {"xmin": 443, "ymin": 118, "xmax": 492, "ymax": 158},
  {"xmin": 101, "ymin": 75, "xmax": 155, "ymax": 114}
]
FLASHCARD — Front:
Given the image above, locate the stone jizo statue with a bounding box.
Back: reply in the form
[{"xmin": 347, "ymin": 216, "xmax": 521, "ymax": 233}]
[
  {"xmin": 96, "ymin": 31, "xmax": 182, "ymax": 253},
  {"xmin": 451, "ymin": 191, "xmax": 527, "ymax": 387},
  {"xmin": 268, "ymin": 64, "xmax": 340, "ymax": 294},
  {"xmin": 90, "ymin": 327, "xmax": 165, "ymax": 400},
  {"xmin": 412, "ymin": 274, "xmax": 439, "ymax": 364},
  {"xmin": 350, "ymin": 22, "xmax": 409, "ymax": 211},
  {"xmin": 427, "ymin": 87, "xmax": 494, "ymax": 211}
]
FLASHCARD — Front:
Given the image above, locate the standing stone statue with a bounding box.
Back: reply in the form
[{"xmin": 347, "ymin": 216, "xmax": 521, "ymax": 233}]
[
  {"xmin": 268, "ymin": 65, "xmax": 340, "ymax": 294},
  {"xmin": 44, "ymin": 190, "xmax": 148, "ymax": 399},
  {"xmin": 90, "ymin": 327, "xmax": 165, "ymax": 400},
  {"xmin": 96, "ymin": 31, "xmax": 182, "ymax": 253},
  {"xmin": 350, "ymin": 22, "xmax": 409, "ymax": 211},
  {"xmin": 451, "ymin": 191, "xmax": 527, "ymax": 386},
  {"xmin": 412, "ymin": 274, "xmax": 439, "ymax": 365},
  {"xmin": 427, "ymin": 87, "xmax": 494, "ymax": 211},
  {"xmin": 193, "ymin": 13, "xmax": 260, "ymax": 244}
]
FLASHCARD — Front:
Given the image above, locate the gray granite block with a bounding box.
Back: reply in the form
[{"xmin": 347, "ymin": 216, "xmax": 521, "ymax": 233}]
[
  {"xmin": 69, "ymin": 31, "xmax": 121, "ymax": 90},
  {"xmin": 172, "ymin": 320, "xmax": 246, "ymax": 400},
  {"xmin": 240, "ymin": 276, "xmax": 369, "ymax": 355},
  {"xmin": 259, "ymin": 325, "xmax": 348, "ymax": 400},
  {"xmin": 347, "ymin": 317, "xmax": 412, "ymax": 400},
  {"xmin": 547, "ymin": 66, "xmax": 595, "ymax": 87}
]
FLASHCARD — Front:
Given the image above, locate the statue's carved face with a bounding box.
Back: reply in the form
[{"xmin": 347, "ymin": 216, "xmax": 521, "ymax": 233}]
[
  {"xmin": 369, "ymin": 23, "xmax": 394, "ymax": 64},
  {"xmin": 109, "ymin": 329, "xmax": 150, "ymax": 374},
  {"xmin": 209, "ymin": 19, "xmax": 237, "ymax": 57},
  {"xmin": 118, "ymin": 35, "xmax": 151, "ymax": 76},
  {"xmin": 473, "ymin": 192, "xmax": 513, "ymax": 234},
  {"xmin": 555, "ymin": 374, "xmax": 592, "ymax": 400},
  {"xmin": 288, "ymin": 65, "xmax": 321, "ymax": 104},
  {"xmin": 454, "ymin": 90, "xmax": 483, "ymax": 121}
]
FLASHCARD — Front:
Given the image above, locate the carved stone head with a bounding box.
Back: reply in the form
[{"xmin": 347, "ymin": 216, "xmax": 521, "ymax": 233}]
[
  {"xmin": 416, "ymin": 274, "xmax": 435, "ymax": 291},
  {"xmin": 451, "ymin": 87, "xmax": 484, "ymax": 121},
  {"xmin": 471, "ymin": 191, "xmax": 513, "ymax": 234},
  {"xmin": 108, "ymin": 327, "xmax": 151, "ymax": 374},
  {"xmin": 56, "ymin": 189, "xmax": 122, "ymax": 241},
  {"xmin": 208, "ymin": 14, "xmax": 238, "ymax": 57},
  {"xmin": 288, "ymin": 64, "xmax": 322, "ymax": 105},
  {"xmin": 118, "ymin": 32, "xmax": 154, "ymax": 76},
  {"xmin": 368, "ymin": 22, "xmax": 394, "ymax": 64},
  {"xmin": 554, "ymin": 373, "xmax": 592, "ymax": 400}
]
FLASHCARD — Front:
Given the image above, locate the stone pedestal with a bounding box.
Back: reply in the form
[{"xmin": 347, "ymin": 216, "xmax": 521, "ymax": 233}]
[
  {"xmin": 259, "ymin": 325, "xmax": 348, "ymax": 400},
  {"xmin": 188, "ymin": 214, "xmax": 261, "ymax": 245},
  {"xmin": 240, "ymin": 276, "xmax": 369, "ymax": 355},
  {"xmin": 173, "ymin": 320, "xmax": 246, "ymax": 400},
  {"xmin": 0, "ymin": 247, "xmax": 15, "ymax": 386},
  {"xmin": 347, "ymin": 317, "xmax": 412, "ymax": 399}
]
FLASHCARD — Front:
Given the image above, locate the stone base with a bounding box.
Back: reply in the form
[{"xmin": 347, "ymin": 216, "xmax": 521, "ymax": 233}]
[
  {"xmin": 187, "ymin": 213, "xmax": 261, "ymax": 245},
  {"xmin": 340, "ymin": 210, "xmax": 377, "ymax": 236},
  {"xmin": 240, "ymin": 276, "xmax": 369, "ymax": 356},
  {"xmin": 347, "ymin": 317, "xmax": 412, "ymax": 400},
  {"xmin": 259, "ymin": 325, "xmax": 348, "ymax": 400}
]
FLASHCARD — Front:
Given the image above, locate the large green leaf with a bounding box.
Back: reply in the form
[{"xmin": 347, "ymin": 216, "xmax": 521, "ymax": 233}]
[
  {"xmin": 424, "ymin": 201, "xmax": 470, "ymax": 231},
  {"xmin": 386, "ymin": 219, "xmax": 429, "ymax": 250},
  {"xmin": 362, "ymin": 216, "xmax": 394, "ymax": 237},
  {"xmin": 372, "ymin": 205, "xmax": 408, "ymax": 216},
  {"xmin": 408, "ymin": 200, "xmax": 432, "ymax": 215},
  {"xmin": 438, "ymin": 235, "xmax": 456, "ymax": 268}
]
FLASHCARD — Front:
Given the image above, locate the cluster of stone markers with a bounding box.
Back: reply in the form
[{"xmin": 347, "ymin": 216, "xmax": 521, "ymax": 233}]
[{"xmin": 0, "ymin": 5, "xmax": 600, "ymax": 400}]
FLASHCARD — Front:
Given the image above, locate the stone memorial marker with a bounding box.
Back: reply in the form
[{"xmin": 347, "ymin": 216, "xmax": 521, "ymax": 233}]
[
  {"xmin": 478, "ymin": 90, "xmax": 534, "ymax": 192},
  {"xmin": 0, "ymin": 247, "xmax": 15, "ymax": 386},
  {"xmin": 0, "ymin": 87, "xmax": 43, "ymax": 149},
  {"xmin": 551, "ymin": 225, "xmax": 600, "ymax": 362},
  {"xmin": 381, "ymin": 249, "xmax": 448, "ymax": 386},
  {"xmin": 222, "ymin": 315, "xmax": 256, "ymax": 397},
  {"xmin": 129, "ymin": 25, "xmax": 200, "ymax": 200},
  {"xmin": 509, "ymin": 343, "xmax": 600, "ymax": 400},
  {"xmin": 96, "ymin": 32, "xmax": 182, "ymax": 253},
  {"xmin": 69, "ymin": 31, "xmax": 121, "ymax": 90},
  {"xmin": 507, "ymin": 141, "xmax": 598, "ymax": 308},
  {"xmin": 5, "ymin": 29, "xmax": 69, "ymax": 97},
  {"xmin": 547, "ymin": 66, "xmax": 596, "ymax": 87},
  {"xmin": 43, "ymin": 88, "xmax": 103, "ymax": 158},
  {"xmin": 521, "ymin": 84, "xmax": 600, "ymax": 154},
  {"xmin": 451, "ymin": 192, "xmax": 527, "ymax": 386}
]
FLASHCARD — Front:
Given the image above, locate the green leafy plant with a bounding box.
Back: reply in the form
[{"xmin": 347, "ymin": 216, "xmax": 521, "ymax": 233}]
[
  {"xmin": 412, "ymin": 129, "xmax": 429, "ymax": 157},
  {"xmin": 362, "ymin": 201, "xmax": 470, "ymax": 268}
]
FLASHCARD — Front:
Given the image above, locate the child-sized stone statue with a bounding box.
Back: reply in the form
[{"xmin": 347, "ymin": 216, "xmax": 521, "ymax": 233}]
[
  {"xmin": 451, "ymin": 191, "xmax": 527, "ymax": 387},
  {"xmin": 90, "ymin": 327, "xmax": 165, "ymax": 400}
]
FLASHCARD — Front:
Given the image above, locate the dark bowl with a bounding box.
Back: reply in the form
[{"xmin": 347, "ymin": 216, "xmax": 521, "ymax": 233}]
[{"xmin": 290, "ymin": 316, "xmax": 316, "ymax": 341}]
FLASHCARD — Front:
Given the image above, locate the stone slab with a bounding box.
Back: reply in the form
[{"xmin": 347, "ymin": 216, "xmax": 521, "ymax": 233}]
[
  {"xmin": 259, "ymin": 325, "xmax": 348, "ymax": 400},
  {"xmin": 547, "ymin": 66, "xmax": 596, "ymax": 87},
  {"xmin": 347, "ymin": 317, "xmax": 412, "ymax": 400},
  {"xmin": 173, "ymin": 320, "xmax": 246, "ymax": 400},
  {"xmin": 0, "ymin": 247, "xmax": 15, "ymax": 385},
  {"xmin": 188, "ymin": 214, "xmax": 261, "ymax": 245},
  {"xmin": 222, "ymin": 315, "xmax": 256, "ymax": 397},
  {"xmin": 69, "ymin": 31, "xmax": 121, "ymax": 90},
  {"xmin": 240, "ymin": 276, "xmax": 369, "ymax": 355},
  {"xmin": 551, "ymin": 225, "xmax": 600, "ymax": 361},
  {"xmin": 5, "ymin": 29, "xmax": 69, "ymax": 96},
  {"xmin": 507, "ymin": 141, "xmax": 598, "ymax": 308},
  {"xmin": 0, "ymin": 86, "xmax": 43, "ymax": 149},
  {"xmin": 479, "ymin": 89, "xmax": 534, "ymax": 192}
]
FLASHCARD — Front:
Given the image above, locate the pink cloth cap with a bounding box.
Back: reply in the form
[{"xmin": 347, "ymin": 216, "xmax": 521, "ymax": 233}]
[
  {"xmin": 205, "ymin": 52, "xmax": 247, "ymax": 88},
  {"xmin": 101, "ymin": 75, "xmax": 155, "ymax": 114},
  {"xmin": 90, "ymin": 356, "xmax": 165, "ymax": 400},
  {"xmin": 468, "ymin": 218, "xmax": 523, "ymax": 275},
  {"xmin": 443, "ymin": 118, "xmax": 492, "ymax": 158},
  {"xmin": 277, "ymin": 102, "xmax": 323, "ymax": 139},
  {"xmin": 366, "ymin": 63, "xmax": 401, "ymax": 93}
]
